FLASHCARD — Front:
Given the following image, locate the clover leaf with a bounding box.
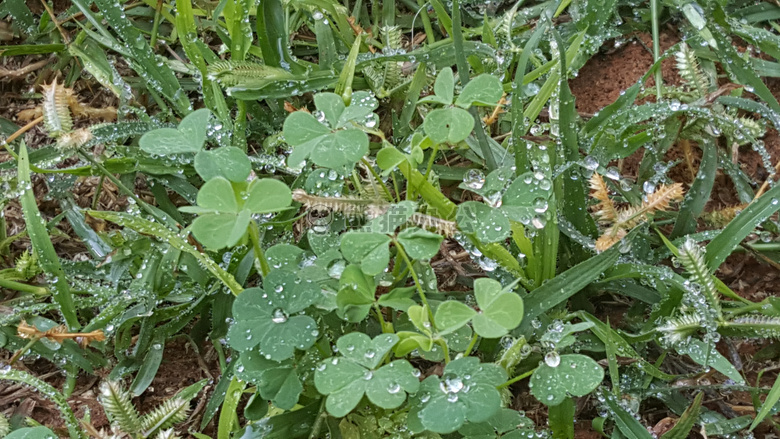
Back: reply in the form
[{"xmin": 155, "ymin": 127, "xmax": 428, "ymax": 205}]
[
  {"xmin": 455, "ymin": 74, "xmax": 504, "ymax": 108},
  {"xmin": 435, "ymin": 278, "xmax": 523, "ymax": 338},
  {"xmin": 336, "ymin": 264, "xmax": 375, "ymax": 322},
  {"xmin": 397, "ymin": 227, "xmax": 443, "ymax": 260},
  {"xmin": 194, "ymin": 146, "xmax": 251, "ymax": 182},
  {"xmin": 314, "ymin": 333, "xmax": 420, "ymax": 417},
  {"xmin": 340, "ymin": 232, "xmax": 391, "ymax": 276},
  {"xmin": 237, "ymin": 348, "xmax": 302, "ymax": 410},
  {"xmin": 424, "ymin": 107, "xmax": 475, "ymax": 145},
  {"xmin": 140, "ymin": 108, "xmax": 211, "ymax": 155},
  {"xmin": 458, "ymin": 408, "xmax": 536, "ymax": 439},
  {"xmin": 456, "ymin": 201, "xmax": 511, "ymax": 243},
  {"xmin": 418, "ymin": 67, "xmax": 455, "ymax": 106},
  {"xmin": 180, "ymin": 177, "xmax": 292, "ymax": 249},
  {"xmin": 501, "ymin": 171, "xmax": 553, "ymax": 224},
  {"xmin": 284, "ymin": 91, "xmax": 377, "ymax": 171},
  {"xmin": 408, "ymin": 357, "xmax": 507, "ymax": 434},
  {"xmin": 227, "ymin": 269, "xmax": 320, "ymax": 361},
  {"xmin": 529, "ymin": 354, "xmax": 604, "ymax": 406}
]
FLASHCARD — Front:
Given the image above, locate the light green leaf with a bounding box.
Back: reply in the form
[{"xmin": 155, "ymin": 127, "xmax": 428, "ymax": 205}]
[
  {"xmin": 501, "ymin": 171, "xmax": 553, "ymax": 224},
  {"xmin": 5, "ymin": 427, "xmax": 58, "ymax": 439},
  {"xmin": 336, "ymin": 332, "xmax": 399, "ymax": 369},
  {"xmin": 244, "ymin": 178, "xmax": 293, "ymax": 213},
  {"xmin": 471, "ymin": 278, "xmax": 523, "ymax": 338},
  {"xmin": 435, "ymin": 301, "xmax": 477, "ymax": 335},
  {"xmin": 377, "ymin": 286, "xmax": 416, "ymax": 311},
  {"xmin": 455, "ymin": 74, "xmax": 503, "ymax": 108},
  {"xmin": 336, "ymin": 265, "xmax": 376, "ymax": 322},
  {"xmin": 457, "ymin": 201, "xmax": 510, "ymax": 243},
  {"xmin": 194, "ymin": 146, "xmax": 252, "ymax": 182},
  {"xmin": 529, "ymin": 354, "xmax": 604, "ymax": 406},
  {"xmin": 282, "ymin": 111, "xmax": 330, "ymax": 145},
  {"xmin": 340, "ymin": 232, "xmax": 391, "ymax": 275},
  {"xmin": 424, "ymin": 107, "xmax": 474, "ymax": 144},
  {"xmin": 139, "ymin": 108, "xmax": 211, "ymax": 155},
  {"xmin": 237, "ymin": 349, "xmax": 302, "ymax": 410},
  {"xmin": 397, "ymin": 227, "xmax": 443, "ymax": 260},
  {"xmin": 193, "ymin": 177, "xmax": 238, "ymax": 213},
  {"xmin": 314, "ymin": 92, "xmax": 346, "ymax": 127},
  {"xmin": 419, "ymin": 67, "xmax": 454, "ymax": 105},
  {"xmin": 190, "ymin": 210, "xmax": 250, "ymax": 249}
]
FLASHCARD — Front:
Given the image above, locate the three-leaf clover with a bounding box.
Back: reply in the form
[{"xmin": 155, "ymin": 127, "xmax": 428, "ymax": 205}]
[
  {"xmin": 139, "ymin": 108, "xmax": 251, "ymax": 182},
  {"xmin": 180, "ymin": 177, "xmax": 292, "ymax": 249},
  {"xmin": 529, "ymin": 353, "xmax": 604, "ymax": 406},
  {"xmin": 227, "ymin": 269, "xmax": 320, "ymax": 361},
  {"xmin": 283, "ymin": 91, "xmax": 378, "ymax": 171},
  {"xmin": 419, "ymin": 68, "xmax": 503, "ymax": 145},
  {"xmin": 236, "ymin": 348, "xmax": 303, "ymax": 410},
  {"xmin": 457, "ymin": 170, "xmax": 553, "ymax": 243},
  {"xmin": 408, "ymin": 357, "xmax": 507, "ymax": 434},
  {"xmin": 314, "ymin": 333, "xmax": 420, "ymax": 417},
  {"xmin": 435, "ymin": 278, "xmax": 523, "ymax": 338}
]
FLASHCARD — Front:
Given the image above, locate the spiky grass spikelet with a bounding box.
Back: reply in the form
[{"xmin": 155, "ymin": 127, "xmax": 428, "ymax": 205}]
[
  {"xmin": 41, "ymin": 78, "xmax": 74, "ymax": 138},
  {"xmin": 0, "ymin": 413, "xmax": 10, "ymax": 437},
  {"xmin": 720, "ymin": 315, "xmax": 780, "ymax": 339},
  {"xmin": 56, "ymin": 127, "xmax": 94, "ymax": 151},
  {"xmin": 675, "ymin": 43, "xmax": 710, "ymax": 97},
  {"xmin": 657, "ymin": 313, "xmax": 703, "ymax": 344},
  {"xmin": 155, "ymin": 428, "xmax": 182, "ymax": 439},
  {"xmin": 99, "ymin": 381, "xmax": 142, "ymax": 434},
  {"xmin": 592, "ymin": 178, "xmax": 684, "ymax": 251},
  {"xmin": 139, "ymin": 398, "xmax": 189, "ymax": 434},
  {"xmin": 207, "ymin": 61, "xmax": 290, "ymax": 86},
  {"xmin": 677, "ymin": 238, "xmax": 720, "ymax": 318},
  {"xmin": 702, "ymin": 204, "xmax": 748, "ymax": 227},
  {"xmin": 589, "ymin": 173, "xmax": 618, "ymax": 223}
]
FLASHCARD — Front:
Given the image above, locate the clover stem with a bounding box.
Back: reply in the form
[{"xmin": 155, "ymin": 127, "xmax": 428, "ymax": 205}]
[
  {"xmin": 248, "ymin": 221, "xmax": 271, "ymax": 278},
  {"xmin": 423, "ymin": 143, "xmax": 439, "ymax": 180},
  {"xmin": 393, "ymin": 238, "xmax": 436, "ymax": 329},
  {"xmin": 496, "ymin": 367, "xmax": 537, "ymax": 390},
  {"xmin": 374, "ymin": 304, "xmax": 393, "ymax": 333},
  {"xmin": 308, "ymin": 399, "xmax": 328, "ymax": 439},
  {"xmin": 463, "ymin": 333, "xmax": 479, "ymax": 357},
  {"xmin": 435, "ymin": 338, "xmax": 451, "ymax": 364}
]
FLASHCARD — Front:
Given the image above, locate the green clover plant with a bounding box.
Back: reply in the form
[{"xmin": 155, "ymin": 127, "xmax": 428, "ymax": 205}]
[
  {"xmin": 529, "ymin": 353, "xmax": 605, "ymax": 406},
  {"xmin": 408, "ymin": 357, "xmax": 507, "ymax": 434},
  {"xmin": 435, "ymin": 278, "xmax": 524, "ymax": 338},
  {"xmin": 227, "ymin": 269, "xmax": 320, "ymax": 361},
  {"xmin": 314, "ymin": 333, "xmax": 420, "ymax": 417}
]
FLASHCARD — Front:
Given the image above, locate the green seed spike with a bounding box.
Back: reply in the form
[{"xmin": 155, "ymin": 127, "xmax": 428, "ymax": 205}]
[
  {"xmin": 99, "ymin": 381, "xmax": 143, "ymax": 434},
  {"xmin": 677, "ymin": 238, "xmax": 721, "ymax": 318}
]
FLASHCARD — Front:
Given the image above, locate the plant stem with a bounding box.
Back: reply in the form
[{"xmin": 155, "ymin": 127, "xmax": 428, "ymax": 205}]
[
  {"xmin": 393, "ymin": 238, "xmax": 436, "ymax": 329},
  {"xmin": 150, "ymin": 0, "xmax": 164, "ymax": 47},
  {"xmin": 463, "ymin": 333, "xmax": 479, "ymax": 356},
  {"xmin": 0, "ymin": 278, "xmax": 48, "ymax": 296},
  {"xmin": 651, "ymin": 0, "xmax": 662, "ymax": 99},
  {"xmin": 91, "ymin": 175, "xmax": 105, "ymax": 210},
  {"xmin": 496, "ymin": 367, "xmax": 536, "ymax": 389},
  {"xmin": 248, "ymin": 221, "xmax": 271, "ymax": 278},
  {"xmin": 374, "ymin": 304, "xmax": 393, "ymax": 333},
  {"xmin": 436, "ymin": 337, "xmax": 451, "ymax": 364},
  {"xmin": 416, "ymin": 0, "xmax": 436, "ymax": 44},
  {"xmin": 308, "ymin": 399, "xmax": 328, "ymax": 439}
]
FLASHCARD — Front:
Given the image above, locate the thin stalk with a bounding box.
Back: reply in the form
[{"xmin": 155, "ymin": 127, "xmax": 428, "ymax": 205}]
[
  {"xmin": 374, "ymin": 304, "xmax": 393, "ymax": 333},
  {"xmin": 10, "ymin": 335, "xmax": 43, "ymax": 364},
  {"xmin": 91, "ymin": 175, "xmax": 105, "ymax": 210},
  {"xmin": 650, "ymin": 0, "xmax": 662, "ymax": 99},
  {"xmin": 308, "ymin": 399, "xmax": 328, "ymax": 439},
  {"xmin": 451, "ymin": 0, "xmax": 497, "ymax": 170},
  {"xmin": 248, "ymin": 221, "xmax": 271, "ymax": 277},
  {"xmin": 416, "ymin": 0, "xmax": 436, "ymax": 44},
  {"xmin": 423, "ymin": 143, "xmax": 439, "ymax": 180},
  {"xmin": 497, "ymin": 367, "xmax": 537, "ymax": 389},
  {"xmin": 0, "ymin": 278, "xmax": 48, "ymax": 296},
  {"xmin": 435, "ymin": 338, "xmax": 451, "ymax": 364},
  {"xmin": 235, "ymin": 101, "xmax": 247, "ymax": 152},
  {"xmin": 393, "ymin": 238, "xmax": 436, "ymax": 328},
  {"xmin": 2, "ymin": 116, "xmax": 44, "ymax": 152},
  {"xmin": 463, "ymin": 333, "xmax": 479, "ymax": 356},
  {"xmin": 150, "ymin": 0, "xmax": 164, "ymax": 47}
]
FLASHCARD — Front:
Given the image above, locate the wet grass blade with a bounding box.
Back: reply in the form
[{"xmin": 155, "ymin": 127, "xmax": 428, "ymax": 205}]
[
  {"xmin": 87, "ymin": 210, "xmax": 243, "ymax": 295},
  {"xmin": 521, "ymin": 246, "xmax": 619, "ymax": 323},
  {"xmin": 751, "ymin": 373, "xmax": 780, "ymax": 430},
  {"xmin": 705, "ymin": 182, "xmax": 780, "ymax": 271},
  {"xmin": 661, "ymin": 392, "xmax": 703, "ymax": 439},
  {"xmin": 600, "ymin": 388, "xmax": 654, "ymax": 439},
  {"xmin": 0, "ymin": 44, "xmax": 65, "ymax": 56},
  {"xmin": 548, "ymin": 398, "xmax": 574, "ymax": 439},
  {"xmin": 218, "ymin": 376, "xmax": 246, "ymax": 439},
  {"xmin": 18, "ymin": 144, "xmax": 79, "ymax": 329},
  {"xmin": 671, "ymin": 138, "xmax": 716, "ymax": 238}
]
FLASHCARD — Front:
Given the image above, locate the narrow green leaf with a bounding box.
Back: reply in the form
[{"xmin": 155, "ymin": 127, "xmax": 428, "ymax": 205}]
[
  {"xmin": 662, "ymin": 392, "xmax": 703, "ymax": 439},
  {"xmin": 671, "ymin": 138, "xmax": 717, "ymax": 238}
]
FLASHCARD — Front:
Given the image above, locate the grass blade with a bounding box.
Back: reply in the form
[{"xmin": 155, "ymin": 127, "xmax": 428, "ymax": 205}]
[
  {"xmin": 600, "ymin": 388, "xmax": 654, "ymax": 439},
  {"xmin": 705, "ymin": 182, "xmax": 780, "ymax": 271},
  {"xmin": 750, "ymin": 372, "xmax": 780, "ymax": 430},
  {"xmin": 18, "ymin": 144, "xmax": 79, "ymax": 329},
  {"xmin": 661, "ymin": 392, "xmax": 703, "ymax": 439},
  {"xmin": 671, "ymin": 138, "xmax": 717, "ymax": 238}
]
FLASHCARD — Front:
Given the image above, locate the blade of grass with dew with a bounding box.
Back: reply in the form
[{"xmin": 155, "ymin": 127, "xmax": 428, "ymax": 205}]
[
  {"xmin": 705, "ymin": 182, "xmax": 780, "ymax": 271},
  {"xmin": 86, "ymin": 210, "xmax": 243, "ymax": 295},
  {"xmin": 428, "ymin": 0, "xmax": 453, "ymax": 36},
  {"xmin": 394, "ymin": 62, "xmax": 428, "ymax": 140},
  {"xmin": 750, "ymin": 370, "xmax": 780, "ymax": 430},
  {"xmin": 548, "ymin": 397, "xmax": 575, "ymax": 439},
  {"xmin": 0, "ymin": 44, "xmax": 65, "ymax": 56},
  {"xmin": 18, "ymin": 144, "xmax": 79, "ymax": 329},
  {"xmin": 661, "ymin": 392, "xmax": 703, "ymax": 439},
  {"xmin": 314, "ymin": 16, "xmax": 338, "ymax": 70},
  {"xmin": 599, "ymin": 388, "xmax": 655, "ymax": 439},
  {"xmin": 335, "ymin": 34, "xmax": 362, "ymax": 100},
  {"xmin": 512, "ymin": 22, "xmax": 547, "ymax": 172},
  {"xmin": 218, "ymin": 376, "xmax": 246, "ymax": 439},
  {"xmin": 130, "ymin": 335, "xmax": 165, "ymax": 396},
  {"xmin": 86, "ymin": 0, "xmax": 191, "ymax": 115},
  {"xmin": 520, "ymin": 245, "xmax": 619, "ymax": 323},
  {"xmin": 671, "ymin": 138, "xmax": 717, "ymax": 238},
  {"xmin": 0, "ymin": 368, "xmax": 87, "ymax": 439},
  {"xmin": 554, "ymin": 27, "xmax": 597, "ymax": 262},
  {"xmin": 451, "ymin": 0, "xmax": 496, "ymax": 170}
]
